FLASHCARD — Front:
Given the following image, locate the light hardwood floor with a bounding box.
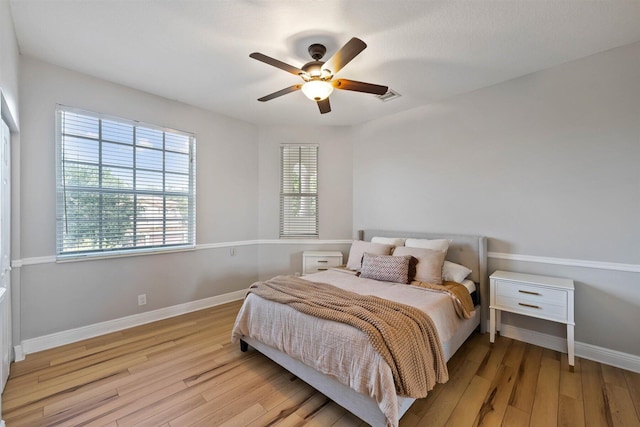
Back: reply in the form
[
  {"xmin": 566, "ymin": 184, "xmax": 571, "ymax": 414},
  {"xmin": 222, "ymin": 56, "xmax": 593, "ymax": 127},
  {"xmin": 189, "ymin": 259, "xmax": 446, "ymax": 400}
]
[{"xmin": 2, "ymin": 300, "xmax": 639, "ymax": 426}]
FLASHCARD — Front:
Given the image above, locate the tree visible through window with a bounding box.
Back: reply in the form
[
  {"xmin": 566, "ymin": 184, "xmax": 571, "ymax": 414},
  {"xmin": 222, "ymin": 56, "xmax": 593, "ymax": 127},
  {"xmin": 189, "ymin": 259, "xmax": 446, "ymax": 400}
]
[
  {"xmin": 56, "ymin": 106, "xmax": 196, "ymax": 257},
  {"xmin": 280, "ymin": 144, "xmax": 318, "ymax": 238}
]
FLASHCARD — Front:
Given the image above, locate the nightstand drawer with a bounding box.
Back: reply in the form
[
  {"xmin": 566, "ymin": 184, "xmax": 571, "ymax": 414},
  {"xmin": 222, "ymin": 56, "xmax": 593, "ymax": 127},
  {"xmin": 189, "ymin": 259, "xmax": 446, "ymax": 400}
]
[
  {"xmin": 496, "ymin": 280, "xmax": 567, "ymax": 305},
  {"xmin": 305, "ymin": 257, "xmax": 341, "ymax": 271},
  {"xmin": 495, "ymin": 294, "xmax": 567, "ymax": 322},
  {"xmin": 303, "ymin": 251, "xmax": 343, "ymax": 275}
]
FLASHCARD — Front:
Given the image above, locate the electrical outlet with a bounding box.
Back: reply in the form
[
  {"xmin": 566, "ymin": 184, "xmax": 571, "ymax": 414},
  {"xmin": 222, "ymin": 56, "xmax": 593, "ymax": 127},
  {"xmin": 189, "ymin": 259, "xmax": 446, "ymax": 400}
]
[
  {"xmin": 138, "ymin": 294, "xmax": 147, "ymax": 306},
  {"xmin": 230, "ymin": 247, "xmax": 236, "ymax": 256}
]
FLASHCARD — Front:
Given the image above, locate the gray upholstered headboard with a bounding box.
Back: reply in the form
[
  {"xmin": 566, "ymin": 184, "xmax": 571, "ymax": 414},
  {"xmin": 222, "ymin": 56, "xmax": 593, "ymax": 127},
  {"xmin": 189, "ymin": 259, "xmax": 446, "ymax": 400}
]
[{"xmin": 358, "ymin": 229, "xmax": 488, "ymax": 332}]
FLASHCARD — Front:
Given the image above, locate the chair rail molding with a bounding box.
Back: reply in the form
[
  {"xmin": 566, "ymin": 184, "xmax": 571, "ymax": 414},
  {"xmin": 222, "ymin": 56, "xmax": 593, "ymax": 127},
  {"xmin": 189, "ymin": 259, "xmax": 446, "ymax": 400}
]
[
  {"xmin": 487, "ymin": 251, "xmax": 640, "ymax": 273},
  {"xmin": 12, "ymin": 247, "xmax": 639, "ymax": 273},
  {"xmin": 11, "ymin": 239, "xmax": 353, "ymax": 267}
]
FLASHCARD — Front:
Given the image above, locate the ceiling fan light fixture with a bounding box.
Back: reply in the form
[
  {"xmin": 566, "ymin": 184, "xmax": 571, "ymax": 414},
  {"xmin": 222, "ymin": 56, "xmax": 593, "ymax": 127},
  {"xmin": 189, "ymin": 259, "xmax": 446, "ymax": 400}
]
[
  {"xmin": 301, "ymin": 80, "xmax": 334, "ymax": 101},
  {"xmin": 250, "ymin": 37, "xmax": 386, "ymax": 114}
]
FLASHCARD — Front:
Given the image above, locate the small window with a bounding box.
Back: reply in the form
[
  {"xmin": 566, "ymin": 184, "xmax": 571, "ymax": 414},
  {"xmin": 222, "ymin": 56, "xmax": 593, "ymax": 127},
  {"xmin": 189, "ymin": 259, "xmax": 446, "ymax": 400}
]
[
  {"xmin": 280, "ymin": 144, "xmax": 318, "ymax": 238},
  {"xmin": 56, "ymin": 106, "xmax": 196, "ymax": 258}
]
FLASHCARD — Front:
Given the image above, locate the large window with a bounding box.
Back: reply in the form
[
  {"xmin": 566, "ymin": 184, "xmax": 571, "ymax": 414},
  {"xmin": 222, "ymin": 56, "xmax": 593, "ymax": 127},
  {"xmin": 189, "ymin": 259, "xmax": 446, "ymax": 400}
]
[
  {"xmin": 280, "ymin": 144, "xmax": 318, "ymax": 238},
  {"xmin": 56, "ymin": 106, "xmax": 196, "ymax": 258}
]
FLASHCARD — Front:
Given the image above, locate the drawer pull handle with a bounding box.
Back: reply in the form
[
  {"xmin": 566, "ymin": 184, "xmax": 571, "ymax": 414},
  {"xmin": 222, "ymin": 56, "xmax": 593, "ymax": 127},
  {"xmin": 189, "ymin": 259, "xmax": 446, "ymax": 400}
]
[
  {"xmin": 317, "ymin": 268, "xmax": 328, "ymax": 271},
  {"xmin": 518, "ymin": 302, "xmax": 541, "ymax": 309},
  {"xmin": 317, "ymin": 260, "xmax": 328, "ymax": 263},
  {"xmin": 519, "ymin": 290, "xmax": 541, "ymax": 296}
]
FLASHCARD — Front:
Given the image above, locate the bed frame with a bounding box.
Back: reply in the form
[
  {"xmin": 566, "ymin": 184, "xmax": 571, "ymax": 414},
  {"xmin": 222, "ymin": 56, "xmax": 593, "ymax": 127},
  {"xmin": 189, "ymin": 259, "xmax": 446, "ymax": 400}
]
[{"xmin": 241, "ymin": 230, "xmax": 487, "ymax": 427}]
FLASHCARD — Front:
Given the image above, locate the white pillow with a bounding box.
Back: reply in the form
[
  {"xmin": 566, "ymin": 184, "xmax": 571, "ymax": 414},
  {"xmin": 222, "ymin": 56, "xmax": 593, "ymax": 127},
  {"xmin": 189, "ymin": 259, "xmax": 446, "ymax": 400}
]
[
  {"xmin": 346, "ymin": 240, "xmax": 394, "ymax": 270},
  {"xmin": 442, "ymin": 261, "xmax": 472, "ymax": 283},
  {"xmin": 371, "ymin": 236, "xmax": 406, "ymax": 247},
  {"xmin": 405, "ymin": 238, "xmax": 450, "ymax": 253}
]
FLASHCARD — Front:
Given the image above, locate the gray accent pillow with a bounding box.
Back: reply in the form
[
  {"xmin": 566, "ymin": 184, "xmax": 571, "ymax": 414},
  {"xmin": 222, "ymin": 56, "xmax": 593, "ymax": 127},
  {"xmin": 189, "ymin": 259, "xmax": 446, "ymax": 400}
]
[{"xmin": 360, "ymin": 253, "xmax": 413, "ymax": 284}]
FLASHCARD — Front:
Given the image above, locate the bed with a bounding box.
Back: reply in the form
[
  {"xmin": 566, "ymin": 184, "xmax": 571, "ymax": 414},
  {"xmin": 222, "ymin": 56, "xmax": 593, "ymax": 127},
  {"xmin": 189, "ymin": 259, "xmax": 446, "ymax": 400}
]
[{"xmin": 232, "ymin": 230, "xmax": 487, "ymax": 427}]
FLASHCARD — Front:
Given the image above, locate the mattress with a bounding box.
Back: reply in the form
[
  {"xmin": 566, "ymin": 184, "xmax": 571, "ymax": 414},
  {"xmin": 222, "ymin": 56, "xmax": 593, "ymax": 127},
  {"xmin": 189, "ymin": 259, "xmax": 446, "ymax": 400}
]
[
  {"xmin": 461, "ymin": 278, "xmax": 476, "ymax": 294},
  {"xmin": 461, "ymin": 278, "xmax": 479, "ymax": 306}
]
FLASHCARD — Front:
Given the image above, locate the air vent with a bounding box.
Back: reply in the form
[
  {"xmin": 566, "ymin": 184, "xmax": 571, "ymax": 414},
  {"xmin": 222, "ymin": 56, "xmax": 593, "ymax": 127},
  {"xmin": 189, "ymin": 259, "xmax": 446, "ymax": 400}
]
[{"xmin": 377, "ymin": 89, "xmax": 401, "ymax": 102}]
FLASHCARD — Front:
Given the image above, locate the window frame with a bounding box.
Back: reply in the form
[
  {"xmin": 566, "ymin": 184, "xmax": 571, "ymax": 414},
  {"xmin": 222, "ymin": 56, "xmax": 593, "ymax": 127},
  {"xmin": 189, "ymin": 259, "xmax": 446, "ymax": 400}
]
[
  {"xmin": 55, "ymin": 105, "xmax": 196, "ymax": 260},
  {"xmin": 279, "ymin": 144, "xmax": 319, "ymax": 239}
]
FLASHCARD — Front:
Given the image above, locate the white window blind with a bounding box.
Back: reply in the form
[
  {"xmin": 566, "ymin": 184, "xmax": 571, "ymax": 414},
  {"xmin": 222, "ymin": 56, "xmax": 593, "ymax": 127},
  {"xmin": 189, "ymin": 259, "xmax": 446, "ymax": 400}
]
[
  {"xmin": 280, "ymin": 144, "xmax": 318, "ymax": 238},
  {"xmin": 55, "ymin": 106, "xmax": 196, "ymax": 258}
]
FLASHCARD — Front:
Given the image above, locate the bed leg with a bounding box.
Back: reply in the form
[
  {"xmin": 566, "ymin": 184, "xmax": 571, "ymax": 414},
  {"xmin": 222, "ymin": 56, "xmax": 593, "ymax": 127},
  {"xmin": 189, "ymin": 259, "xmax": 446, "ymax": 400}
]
[{"xmin": 240, "ymin": 340, "xmax": 248, "ymax": 352}]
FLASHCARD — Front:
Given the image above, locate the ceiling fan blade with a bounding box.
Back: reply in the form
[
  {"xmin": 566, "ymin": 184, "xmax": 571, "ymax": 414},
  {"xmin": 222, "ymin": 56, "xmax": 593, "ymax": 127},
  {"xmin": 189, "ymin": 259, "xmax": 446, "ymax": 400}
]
[
  {"xmin": 317, "ymin": 98, "xmax": 331, "ymax": 114},
  {"xmin": 257, "ymin": 84, "xmax": 302, "ymax": 102},
  {"xmin": 250, "ymin": 52, "xmax": 305, "ymax": 76},
  {"xmin": 322, "ymin": 37, "xmax": 367, "ymax": 75},
  {"xmin": 333, "ymin": 79, "xmax": 388, "ymax": 95}
]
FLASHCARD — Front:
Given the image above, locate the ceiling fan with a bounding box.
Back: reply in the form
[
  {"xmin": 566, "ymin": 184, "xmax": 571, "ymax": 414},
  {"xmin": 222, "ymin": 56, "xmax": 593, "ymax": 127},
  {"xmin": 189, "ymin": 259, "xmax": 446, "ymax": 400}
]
[{"xmin": 250, "ymin": 37, "xmax": 388, "ymax": 114}]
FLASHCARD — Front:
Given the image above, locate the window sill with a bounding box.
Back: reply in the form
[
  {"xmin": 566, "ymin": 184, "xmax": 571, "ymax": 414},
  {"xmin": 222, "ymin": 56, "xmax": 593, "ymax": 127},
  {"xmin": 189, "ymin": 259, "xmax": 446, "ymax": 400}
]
[{"xmin": 56, "ymin": 245, "xmax": 196, "ymax": 263}]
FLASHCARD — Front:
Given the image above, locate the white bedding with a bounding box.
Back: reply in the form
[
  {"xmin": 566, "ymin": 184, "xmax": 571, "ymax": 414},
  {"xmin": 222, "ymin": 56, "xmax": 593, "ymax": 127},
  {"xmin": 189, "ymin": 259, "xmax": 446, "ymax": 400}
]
[
  {"xmin": 232, "ymin": 269, "xmax": 474, "ymax": 426},
  {"xmin": 461, "ymin": 278, "xmax": 476, "ymax": 294}
]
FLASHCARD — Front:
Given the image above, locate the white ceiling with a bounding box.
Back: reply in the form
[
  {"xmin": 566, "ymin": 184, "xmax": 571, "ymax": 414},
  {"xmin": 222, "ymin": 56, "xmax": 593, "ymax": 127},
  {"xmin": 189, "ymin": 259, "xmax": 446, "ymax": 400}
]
[{"xmin": 9, "ymin": 0, "xmax": 640, "ymax": 126}]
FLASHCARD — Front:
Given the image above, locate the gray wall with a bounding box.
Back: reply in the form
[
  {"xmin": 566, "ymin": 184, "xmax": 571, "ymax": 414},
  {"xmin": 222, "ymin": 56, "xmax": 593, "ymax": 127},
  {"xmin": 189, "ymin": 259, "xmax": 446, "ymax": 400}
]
[
  {"xmin": 353, "ymin": 42, "xmax": 640, "ymax": 356},
  {"xmin": 0, "ymin": 0, "xmax": 20, "ymax": 126},
  {"xmin": 256, "ymin": 125, "xmax": 353, "ymax": 280},
  {"xmin": 15, "ymin": 57, "xmax": 356, "ymax": 342},
  {"xmin": 17, "ymin": 57, "xmax": 261, "ymax": 340},
  {"xmin": 257, "ymin": 125, "xmax": 354, "ymax": 240}
]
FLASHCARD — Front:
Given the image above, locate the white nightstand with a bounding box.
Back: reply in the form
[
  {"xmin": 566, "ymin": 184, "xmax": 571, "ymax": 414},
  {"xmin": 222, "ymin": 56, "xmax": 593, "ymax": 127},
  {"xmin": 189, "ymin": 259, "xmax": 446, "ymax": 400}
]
[
  {"xmin": 302, "ymin": 251, "xmax": 343, "ymax": 275},
  {"xmin": 489, "ymin": 270, "xmax": 575, "ymax": 371}
]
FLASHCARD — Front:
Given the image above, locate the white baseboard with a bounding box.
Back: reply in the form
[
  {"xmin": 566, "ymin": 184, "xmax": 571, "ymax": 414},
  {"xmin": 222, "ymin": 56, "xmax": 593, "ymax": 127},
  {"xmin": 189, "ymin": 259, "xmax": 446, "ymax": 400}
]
[
  {"xmin": 492, "ymin": 322, "xmax": 640, "ymax": 373},
  {"xmin": 575, "ymin": 341, "xmax": 640, "ymax": 374},
  {"xmin": 13, "ymin": 345, "xmax": 24, "ymax": 362},
  {"xmin": 14, "ymin": 289, "xmax": 246, "ymax": 361}
]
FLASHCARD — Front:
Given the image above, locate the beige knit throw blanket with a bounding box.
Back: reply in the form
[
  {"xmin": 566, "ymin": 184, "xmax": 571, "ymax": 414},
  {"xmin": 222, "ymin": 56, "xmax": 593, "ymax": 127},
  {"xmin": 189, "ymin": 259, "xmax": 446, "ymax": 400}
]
[
  {"xmin": 411, "ymin": 280, "xmax": 476, "ymax": 319},
  {"xmin": 247, "ymin": 275, "xmax": 449, "ymax": 398}
]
